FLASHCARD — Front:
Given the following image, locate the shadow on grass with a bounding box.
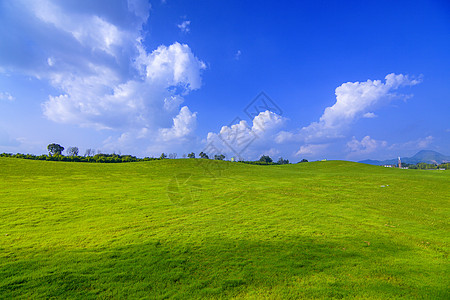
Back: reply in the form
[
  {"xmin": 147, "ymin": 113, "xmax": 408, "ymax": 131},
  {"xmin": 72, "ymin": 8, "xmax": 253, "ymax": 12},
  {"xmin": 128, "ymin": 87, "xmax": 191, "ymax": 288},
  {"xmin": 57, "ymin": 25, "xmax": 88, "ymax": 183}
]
[{"xmin": 0, "ymin": 235, "xmax": 447, "ymax": 299}]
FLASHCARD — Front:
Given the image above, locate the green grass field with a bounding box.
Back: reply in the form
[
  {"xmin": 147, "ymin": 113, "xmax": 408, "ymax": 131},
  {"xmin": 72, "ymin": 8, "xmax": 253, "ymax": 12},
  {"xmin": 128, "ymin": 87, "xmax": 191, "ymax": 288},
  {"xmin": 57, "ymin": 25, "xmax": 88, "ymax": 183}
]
[{"xmin": 0, "ymin": 158, "xmax": 448, "ymax": 299}]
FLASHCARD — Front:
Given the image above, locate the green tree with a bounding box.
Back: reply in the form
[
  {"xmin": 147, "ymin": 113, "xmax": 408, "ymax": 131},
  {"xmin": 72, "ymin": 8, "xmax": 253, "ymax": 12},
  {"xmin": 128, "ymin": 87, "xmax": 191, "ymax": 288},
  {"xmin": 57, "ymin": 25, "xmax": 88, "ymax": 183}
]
[
  {"xmin": 47, "ymin": 143, "xmax": 64, "ymax": 156},
  {"xmin": 187, "ymin": 152, "xmax": 195, "ymax": 158},
  {"xmin": 159, "ymin": 153, "xmax": 167, "ymax": 159},
  {"xmin": 214, "ymin": 154, "xmax": 225, "ymax": 160},
  {"xmin": 84, "ymin": 148, "xmax": 95, "ymax": 157},
  {"xmin": 199, "ymin": 152, "xmax": 209, "ymax": 159},
  {"xmin": 259, "ymin": 155, "xmax": 272, "ymax": 163},
  {"xmin": 299, "ymin": 158, "xmax": 308, "ymax": 163},
  {"xmin": 67, "ymin": 146, "xmax": 79, "ymax": 156},
  {"xmin": 277, "ymin": 157, "xmax": 289, "ymax": 165}
]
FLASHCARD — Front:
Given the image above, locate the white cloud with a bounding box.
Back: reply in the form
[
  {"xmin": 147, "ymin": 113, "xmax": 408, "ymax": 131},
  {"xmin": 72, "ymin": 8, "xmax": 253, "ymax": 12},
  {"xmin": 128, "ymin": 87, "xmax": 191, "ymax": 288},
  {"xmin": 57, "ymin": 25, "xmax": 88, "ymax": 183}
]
[
  {"xmin": 347, "ymin": 136, "xmax": 387, "ymax": 154},
  {"xmin": 417, "ymin": 136, "xmax": 433, "ymax": 148},
  {"xmin": 135, "ymin": 42, "xmax": 206, "ymax": 90},
  {"xmin": 235, "ymin": 50, "xmax": 241, "ymax": 60},
  {"xmin": 159, "ymin": 106, "xmax": 197, "ymax": 141},
  {"xmin": 363, "ymin": 112, "xmax": 376, "ymax": 118},
  {"xmin": 47, "ymin": 57, "xmax": 54, "ymax": 67},
  {"xmin": 389, "ymin": 135, "xmax": 433, "ymax": 151},
  {"xmin": 0, "ymin": 0, "xmax": 205, "ymax": 156},
  {"xmin": 252, "ymin": 110, "xmax": 285, "ymax": 135},
  {"xmin": 205, "ymin": 110, "xmax": 286, "ymax": 160},
  {"xmin": 177, "ymin": 20, "xmax": 191, "ymax": 33},
  {"xmin": 304, "ymin": 73, "xmax": 420, "ymax": 141},
  {"xmin": 295, "ymin": 144, "xmax": 329, "ymax": 157},
  {"xmin": 0, "ymin": 92, "xmax": 15, "ymax": 101},
  {"xmin": 41, "ymin": 41, "xmax": 205, "ymax": 143},
  {"xmin": 277, "ymin": 73, "xmax": 421, "ymax": 144}
]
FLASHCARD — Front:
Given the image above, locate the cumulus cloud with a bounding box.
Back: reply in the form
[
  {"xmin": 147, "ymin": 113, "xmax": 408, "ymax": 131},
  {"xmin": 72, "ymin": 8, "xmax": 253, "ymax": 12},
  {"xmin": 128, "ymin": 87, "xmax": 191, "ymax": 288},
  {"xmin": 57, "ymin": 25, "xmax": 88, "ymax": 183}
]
[
  {"xmin": 177, "ymin": 20, "xmax": 191, "ymax": 33},
  {"xmin": 0, "ymin": 92, "xmax": 15, "ymax": 101},
  {"xmin": 159, "ymin": 106, "xmax": 197, "ymax": 141},
  {"xmin": 277, "ymin": 73, "xmax": 421, "ymax": 144},
  {"xmin": 347, "ymin": 136, "xmax": 387, "ymax": 154},
  {"xmin": 0, "ymin": 0, "xmax": 206, "ymax": 155},
  {"xmin": 205, "ymin": 110, "xmax": 286, "ymax": 159},
  {"xmin": 303, "ymin": 73, "xmax": 420, "ymax": 141}
]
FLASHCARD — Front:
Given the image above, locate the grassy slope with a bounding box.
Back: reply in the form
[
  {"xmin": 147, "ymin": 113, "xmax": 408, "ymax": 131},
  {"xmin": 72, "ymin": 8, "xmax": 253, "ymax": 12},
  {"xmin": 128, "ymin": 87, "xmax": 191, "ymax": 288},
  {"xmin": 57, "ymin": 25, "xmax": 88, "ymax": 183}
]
[{"xmin": 0, "ymin": 158, "xmax": 448, "ymax": 299}]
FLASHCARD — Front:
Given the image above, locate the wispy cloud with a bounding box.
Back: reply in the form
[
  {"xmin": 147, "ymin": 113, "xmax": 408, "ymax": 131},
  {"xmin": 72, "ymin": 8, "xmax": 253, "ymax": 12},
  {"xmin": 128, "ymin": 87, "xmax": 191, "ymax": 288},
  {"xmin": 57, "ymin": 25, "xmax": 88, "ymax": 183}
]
[
  {"xmin": 295, "ymin": 144, "xmax": 329, "ymax": 157},
  {"xmin": 0, "ymin": 92, "xmax": 15, "ymax": 101},
  {"xmin": 177, "ymin": 20, "xmax": 191, "ymax": 33},
  {"xmin": 235, "ymin": 50, "xmax": 241, "ymax": 60},
  {"xmin": 388, "ymin": 135, "xmax": 433, "ymax": 151}
]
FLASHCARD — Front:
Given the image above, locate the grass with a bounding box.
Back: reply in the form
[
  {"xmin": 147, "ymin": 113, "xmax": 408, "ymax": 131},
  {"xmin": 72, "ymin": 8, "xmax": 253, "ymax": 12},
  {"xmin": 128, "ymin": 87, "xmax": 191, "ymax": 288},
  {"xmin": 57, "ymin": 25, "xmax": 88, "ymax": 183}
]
[{"xmin": 0, "ymin": 158, "xmax": 448, "ymax": 299}]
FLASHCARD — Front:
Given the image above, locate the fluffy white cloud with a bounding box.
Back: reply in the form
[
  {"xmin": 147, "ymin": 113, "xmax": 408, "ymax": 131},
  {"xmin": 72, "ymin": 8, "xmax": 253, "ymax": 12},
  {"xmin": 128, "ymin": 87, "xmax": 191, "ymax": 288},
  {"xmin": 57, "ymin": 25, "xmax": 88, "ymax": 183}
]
[
  {"xmin": 42, "ymin": 41, "xmax": 205, "ymax": 131},
  {"xmin": 0, "ymin": 0, "xmax": 205, "ymax": 154},
  {"xmin": 277, "ymin": 73, "xmax": 421, "ymax": 144},
  {"xmin": 0, "ymin": 92, "xmax": 15, "ymax": 101},
  {"xmin": 347, "ymin": 136, "xmax": 387, "ymax": 154},
  {"xmin": 159, "ymin": 106, "xmax": 197, "ymax": 141},
  {"xmin": 205, "ymin": 110, "xmax": 286, "ymax": 159},
  {"xmin": 303, "ymin": 73, "xmax": 420, "ymax": 141}
]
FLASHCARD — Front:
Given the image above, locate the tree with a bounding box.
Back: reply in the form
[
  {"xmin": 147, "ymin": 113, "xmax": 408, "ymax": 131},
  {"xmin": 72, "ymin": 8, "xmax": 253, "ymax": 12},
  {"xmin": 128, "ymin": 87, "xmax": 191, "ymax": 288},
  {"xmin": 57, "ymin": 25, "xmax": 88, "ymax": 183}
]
[
  {"xmin": 187, "ymin": 152, "xmax": 195, "ymax": 158},
  {"xmin": 277, "ymin": 157, "xmax": 289, "ymax": 165},
  {"xmin": 259, "ymin": 155, "xmax": 272, "ymax": 163},
  {"xmin": 84, "ymin": 148, "xmax": 95, "ymax": 157},
  {"xmin": 214, "ymin": 154, "xmax": 225, "ymax": 160},
  {"xmin": 199, "ymin": 152, "xmax": 209, "ymax": 159},
  {"xmin": 67, "ymin": 147, "xmax": 79, "ymax": 156},
  {"xmin": 159, "ymin": 153, "xmax": 167, "ymax": 159},
  {"xmin": 47, "ymin": 143, "xmax": 64, "ymax": 156},
  {"xmin": 299, "ymin": 159, "xmax": 308, "ymax": 163}
]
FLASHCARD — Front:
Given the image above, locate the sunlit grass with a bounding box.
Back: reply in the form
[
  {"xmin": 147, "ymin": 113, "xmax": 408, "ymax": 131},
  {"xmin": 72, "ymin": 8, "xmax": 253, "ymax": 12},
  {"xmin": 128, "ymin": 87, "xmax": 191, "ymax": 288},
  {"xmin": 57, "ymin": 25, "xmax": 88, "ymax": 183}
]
[{"xmin": 0, "ymin": 158, "xmax": 448, "ymax": 298}]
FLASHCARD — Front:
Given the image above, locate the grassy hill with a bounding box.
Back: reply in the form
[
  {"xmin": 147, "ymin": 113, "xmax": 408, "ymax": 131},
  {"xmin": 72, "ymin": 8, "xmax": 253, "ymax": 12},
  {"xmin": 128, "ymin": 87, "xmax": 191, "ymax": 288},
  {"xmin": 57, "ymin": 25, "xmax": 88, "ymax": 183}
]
[{"xmin": 0, "ymin": 158, "xmax": 448, "ymax": 299}]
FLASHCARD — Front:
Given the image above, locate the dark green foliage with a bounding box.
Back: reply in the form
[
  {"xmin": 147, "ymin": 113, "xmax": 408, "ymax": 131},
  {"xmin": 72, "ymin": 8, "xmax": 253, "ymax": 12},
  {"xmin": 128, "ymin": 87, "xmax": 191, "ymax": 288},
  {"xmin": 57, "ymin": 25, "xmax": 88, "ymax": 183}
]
[
  {"xmin": 299, "ymin": 158, "xmax": 308, "ymax": 163},
  {"xmin": 214, "ymin": 154, "xmax": 225, "ymax": 160},
  {"xmin": 159, "ymin": 153, "xmax": 167, "ymax": 159},
  {"xmin": 0, "ymin": 153, "xmax": 158, "ymax": 163},
  {"xmin": 47, "ymin": 143, "xmax": 64, "ymax": 156},
  {"xmin": 187, "ymin": 152, "xmax": 195, "ymax": 158},
  {"xmin": 277, "ymin": 157, "xmax": 289, "ymax": 165},
  {"xmin": 67, "ymin": 147, "xmax": 79, "ymax": 156},
  {"xmin": 259, "ymin": 155, "xmax": 273, "ymax": 163},
  {"xmin": 199, "ymin": 152, "xmax": 209, "ymax": 159}
]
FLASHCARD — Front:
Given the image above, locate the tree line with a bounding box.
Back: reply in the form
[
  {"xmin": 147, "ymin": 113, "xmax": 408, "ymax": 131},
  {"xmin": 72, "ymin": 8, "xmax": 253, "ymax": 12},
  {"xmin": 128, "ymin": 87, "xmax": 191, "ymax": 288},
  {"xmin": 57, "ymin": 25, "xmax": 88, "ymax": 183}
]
[
  {"xmin": 402, "ymin": 162, "xmax": 450, "ymax": 170},
  {"xmin": 0, "ymin": 143, "xmax": 312, "ymax": 164}
]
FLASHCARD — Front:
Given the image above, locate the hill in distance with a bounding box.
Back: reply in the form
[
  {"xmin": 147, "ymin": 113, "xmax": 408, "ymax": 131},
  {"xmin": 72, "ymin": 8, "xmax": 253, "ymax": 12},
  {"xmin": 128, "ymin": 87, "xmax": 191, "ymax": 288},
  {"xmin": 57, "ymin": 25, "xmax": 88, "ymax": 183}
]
[{"xmin": 359, "ymin": 150, "xmax": 450, "ymax": 165}]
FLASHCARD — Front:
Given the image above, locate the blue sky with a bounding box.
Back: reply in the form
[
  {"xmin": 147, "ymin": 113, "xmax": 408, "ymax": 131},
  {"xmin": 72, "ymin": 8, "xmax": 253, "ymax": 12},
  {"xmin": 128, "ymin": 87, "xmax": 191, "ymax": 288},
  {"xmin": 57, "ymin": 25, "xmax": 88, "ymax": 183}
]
[{"xmin": 0, "ymin": 0, "xmax": 449, "ymax": 161}]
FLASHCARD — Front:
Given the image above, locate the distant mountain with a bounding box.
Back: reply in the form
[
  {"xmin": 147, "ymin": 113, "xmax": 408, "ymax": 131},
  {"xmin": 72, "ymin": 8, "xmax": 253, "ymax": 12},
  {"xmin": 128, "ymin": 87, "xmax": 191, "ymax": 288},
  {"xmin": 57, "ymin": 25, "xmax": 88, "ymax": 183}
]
[{"xmin": 359, "ymin": 150, "xmax": 450, "ymax": 165}]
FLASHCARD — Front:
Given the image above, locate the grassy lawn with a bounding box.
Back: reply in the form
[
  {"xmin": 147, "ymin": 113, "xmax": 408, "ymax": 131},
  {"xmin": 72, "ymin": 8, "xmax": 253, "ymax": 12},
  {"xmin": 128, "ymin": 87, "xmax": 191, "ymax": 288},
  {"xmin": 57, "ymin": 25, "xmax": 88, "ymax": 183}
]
[{"xmin": 0, "ymin": 158, "xmax": 448, "ymax": 299}]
